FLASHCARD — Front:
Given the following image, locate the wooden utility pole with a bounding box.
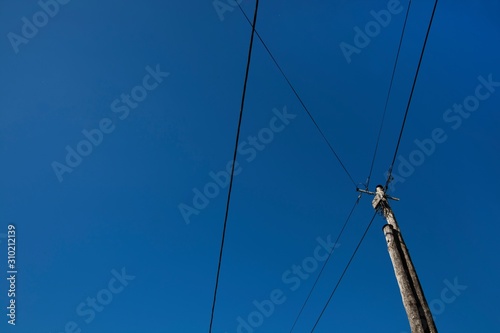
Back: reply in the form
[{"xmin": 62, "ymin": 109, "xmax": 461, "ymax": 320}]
[{"xmin": 358, "ymin": 185, "xmax": 437, "ymax": 333}]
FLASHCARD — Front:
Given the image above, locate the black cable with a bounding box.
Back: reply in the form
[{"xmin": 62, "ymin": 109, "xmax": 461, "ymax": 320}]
[
  {"xmin": 208, "ymin": 1, "xmax": 260, "ymax": 332},
  {"xmin": 385, "ymin": 0, "xmax": 439, "ymax": 191},
  {"xmin": 366, "ymin": 0, "xmax": 413, "ymax": 190},
  {"xmin": 289, "ymin": 195, "xmax": 361, "ymax": 333},
  {"xmin": 309, "ymin": 212, "xmax": 378, "ymax": 333},
  {"xmin": 236, "ymin": 4, "xmax": 357, "ymax": 187}
]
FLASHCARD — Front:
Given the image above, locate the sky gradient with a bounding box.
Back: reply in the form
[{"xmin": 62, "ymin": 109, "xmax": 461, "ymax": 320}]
[{"xmin": 0, "ymin": 0, "xmax": 499, "ymax": 332}]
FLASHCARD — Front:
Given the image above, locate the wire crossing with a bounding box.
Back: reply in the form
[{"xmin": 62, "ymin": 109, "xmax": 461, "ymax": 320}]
[
  {"xmin": 385, "ymin": 0, "xmax": 439, "ymax": 191},
  {"xmin": 236, "ymin": 4, "xmax": 357, "ymax": 187},
  {"xmin": 309, "ymin": 212, "xmax": 378, "ymax": 333},
  {"xmin": 208, "ymin": 1, "xmax": 260, "ymax": 332},
  {"xmin": 289, "ymin": 195, "xmax": 361, "ymax": 332},
  {"xmin": 366, "ymin": 0, "xmax": 413, "ymax": 190}
]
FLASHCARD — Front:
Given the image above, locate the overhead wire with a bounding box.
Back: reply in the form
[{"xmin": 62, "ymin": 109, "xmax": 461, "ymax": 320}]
[
  {"xmin": 208, "ymin": 1, "xmax": 260, "ymax": 332},
  {"xmin": 289, "ymin": 194, "xmax": 361, "ymax": 333},
  {"xmin": 365, "ymin": 0, "xmax": 413, "ymax": 190},
  {"xmin": 307, "ymin": 1, "xmax": 438, "ymax": 330},
  {"xmin": 385, "ymin": 0, "xmax": 439, "ymax": 191},
  {"xmin": 309, "ymin": 212, "xmax": 378, "ymax": 333},
  {"xmin": 219, "ymin": 1, "xmax": 437, "ymax": 332},
  {"xmin": 236, "ymin": 3, "xmax": 357, "ymax": 187}
]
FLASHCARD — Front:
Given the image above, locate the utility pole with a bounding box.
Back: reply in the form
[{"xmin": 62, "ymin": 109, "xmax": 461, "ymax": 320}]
[{"xmin": 357, "ymin": 185, "xmax": 438, "ymax": 333}]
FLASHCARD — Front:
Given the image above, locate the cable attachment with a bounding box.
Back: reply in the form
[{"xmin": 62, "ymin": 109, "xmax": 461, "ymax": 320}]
[
  {"xmin": 384, "ymin": 167, "xmax": 394, "ymax": 190},
  {"xmin": 356, "ymin": 185, "xmax": 400, "ymax": 210}
]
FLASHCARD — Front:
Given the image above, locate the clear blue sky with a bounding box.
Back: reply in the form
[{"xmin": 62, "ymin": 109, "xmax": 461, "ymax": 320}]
[{"xmin": 0, "ymin": 1, "xmax": 499, "ymax": 332}]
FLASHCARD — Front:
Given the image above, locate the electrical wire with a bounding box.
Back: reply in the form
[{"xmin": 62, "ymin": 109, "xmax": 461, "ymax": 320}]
[
  {"xmin": 366, "ymin": 0, "xmax": 413, "ymax": 190},
  {"xmin": 236, "ymin": 3, "xmax": 357, "ymax": 187},
  {"xmin": 308, "ymin": 2, "xmax": 437, "ymax": 328},
  {"xmin": 309, "ymin": 212, "xmax": 378, "ymax": 333},
  {"xmin": 208, "ymin": 1, "xmax": 260, "ymax": 332},
  {"xmin": 385, "ymin": 0, "xmax": 439, "ymax": 191},
  {"xmin": 289, "ymin": 195, "xmax": 361, "ymax": 332}
]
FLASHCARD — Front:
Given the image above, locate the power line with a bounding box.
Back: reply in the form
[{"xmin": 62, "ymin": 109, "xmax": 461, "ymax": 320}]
[
  {"xmin": 208, "ymin": 1, "xmax": 260, "ymax": 332},
  {"xmin": 306, "ymin": 1, "xmax": 438, "ymax": 330},
  {"xmin": 309, "ymin": 212, "xmax": 378, "ymax": 333},
  {"xmin": 366, "ymin": 0, "xmax": 413, "ymax": 190},
  {"xmin": 385, "ymin": 0, "xmax": 439, "ymax": 191},
  {"xmin": 236, "ymin": 4, "xmax": 357, "ymax": 187},
  {"xmin": 289, "ymin": 195, "xmax": 361, "ymax": 332}
]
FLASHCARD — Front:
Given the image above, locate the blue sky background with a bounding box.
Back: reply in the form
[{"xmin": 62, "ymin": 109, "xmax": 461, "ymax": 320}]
[{"xmin": 0, "ymin": 0, "xmax": 499, "ymax": 332}]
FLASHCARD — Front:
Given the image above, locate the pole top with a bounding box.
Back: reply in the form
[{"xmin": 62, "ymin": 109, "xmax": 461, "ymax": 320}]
[
  {"xmin": 355, "ymin": 186, "xmax": 399, "ymax": 201},
  {"xmin": 355, "ymin": 186, "xmax": 400, "ymax": 211}
]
